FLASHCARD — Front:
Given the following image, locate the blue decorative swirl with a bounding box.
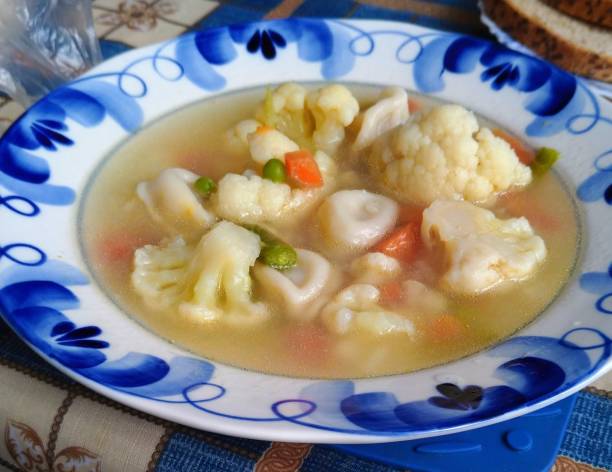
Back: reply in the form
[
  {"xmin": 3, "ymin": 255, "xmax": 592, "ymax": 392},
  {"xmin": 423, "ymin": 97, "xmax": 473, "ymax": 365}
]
[
  {"xmin": 0, "ymin": 244, "xmax": 46, "ymax": 266},
  {"xmin": 0, "ymin": 193, "xmax": 39, "ymax": 216}
]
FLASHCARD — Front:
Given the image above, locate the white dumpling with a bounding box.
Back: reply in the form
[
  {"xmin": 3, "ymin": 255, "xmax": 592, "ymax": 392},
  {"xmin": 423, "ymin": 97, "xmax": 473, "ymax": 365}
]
[
  {"xmin": 317, "ymin": 190, "xmax": 399, "ymax": 255},
  {"xmin": 321, "ymin": 284, "xmax": 414, "ymax": 335},
  {"xmin": 136, "ymin": 168, "xmax": 216, "ymax": 238},
  {"xmin": 352, "ymin": 87, "xmax": 409, "ymax": 151},
  {"xmin": 254, "ymin": 249, "xmax": 340, "ymax": 321}
]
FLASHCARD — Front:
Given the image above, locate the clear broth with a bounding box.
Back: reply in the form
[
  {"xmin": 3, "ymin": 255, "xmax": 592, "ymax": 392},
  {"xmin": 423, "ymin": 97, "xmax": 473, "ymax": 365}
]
[{"xmin": 81, "ymin": 85, "xmax": 579, "ymax": 379}]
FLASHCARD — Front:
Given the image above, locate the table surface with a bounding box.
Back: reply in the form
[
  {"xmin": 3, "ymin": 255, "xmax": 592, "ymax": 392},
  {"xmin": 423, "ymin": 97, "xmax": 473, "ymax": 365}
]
[{"xmin": 0, "ymin": 1, "xmax": 610, "ymax": 471}]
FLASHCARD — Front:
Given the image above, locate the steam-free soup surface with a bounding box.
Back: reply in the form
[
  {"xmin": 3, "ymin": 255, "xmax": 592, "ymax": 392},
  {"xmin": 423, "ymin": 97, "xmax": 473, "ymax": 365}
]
[{"xmin": 81, "ymin": 85, "xmax": 578, "ymax": 379}]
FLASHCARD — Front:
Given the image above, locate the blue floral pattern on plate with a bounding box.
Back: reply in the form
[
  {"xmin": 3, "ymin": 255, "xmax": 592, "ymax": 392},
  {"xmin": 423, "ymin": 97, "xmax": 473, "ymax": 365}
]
[{"xmin": 0, "ymin": 19, "xmax": 610, "ymax": 442}]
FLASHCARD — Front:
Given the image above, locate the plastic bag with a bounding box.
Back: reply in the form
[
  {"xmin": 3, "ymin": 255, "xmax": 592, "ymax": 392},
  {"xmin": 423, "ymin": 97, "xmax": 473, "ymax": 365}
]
[{"xmin": 0, "ymin": 0, "xmax": 102, "ymax": 107}]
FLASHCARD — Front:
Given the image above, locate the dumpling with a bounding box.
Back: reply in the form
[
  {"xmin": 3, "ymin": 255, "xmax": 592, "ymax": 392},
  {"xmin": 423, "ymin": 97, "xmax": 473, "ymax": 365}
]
[
  {"xmin": 136, "ymin": 168, "xmax": 216, "ymax": 239},
  {"xmin": 352, "ymin": 87, "xmax": 409, "ymax": 151},
  {"xmin": 254, "ymin": 249, "xmax": 340, "ymax": 321},
  {"xmin": 317, "ymin": 190, "xmax": 399, "ymax": 255}
]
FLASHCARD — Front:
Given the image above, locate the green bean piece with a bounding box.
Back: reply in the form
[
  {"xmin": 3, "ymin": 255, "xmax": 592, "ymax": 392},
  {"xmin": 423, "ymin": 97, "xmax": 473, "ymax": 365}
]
[
  {"xmin": 263, "ymin": 158, "xmax": 286, "ymax": 183},
  {"xmin": 194, "ymin": 176, "xmax": 216, "ymax": 197},
  {"xmin": 260, "ymin": 243, "xmax": 298, "ymax": 270},
  {"xmin": 531, "ymin": 147, "xmax": 560, "ymax": 177}
]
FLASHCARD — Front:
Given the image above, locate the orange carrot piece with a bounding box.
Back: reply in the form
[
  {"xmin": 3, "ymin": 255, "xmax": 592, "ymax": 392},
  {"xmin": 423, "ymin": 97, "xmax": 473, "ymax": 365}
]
[
  {"xmin": 428, "ymin": 314, "xmax": 465, "ymax": 343},
  {"xmin": 398, "ymin": 205, "xmax": 424, "ymax": 225},
  {"xmin": 493, "ymin": 128, "xmax": 536, "ymax": 166},
  {"xmin": 379, "ymin": 281, "xmax": 403, "ymax": 306},
  {"xmin": 284, "ymin": 324, "xmax": 330, "ymax": 365},
  {"xmin": 373, "ymin": 221, "xmax": 421, "ymax": 264},
  {"xmin": 284, "ymin": 149, "xmax": 323, "ymax": 188},
  {"xmin": 97, "ymin": 232, "xmax": 153, "ymax": 266},
  {"xmin": 408, "ymin": 98, "xmax": 422, "ymax": 114},
  {"xmin": 255, "ymin": 125, "xmax": 273, "ymax": 134}
]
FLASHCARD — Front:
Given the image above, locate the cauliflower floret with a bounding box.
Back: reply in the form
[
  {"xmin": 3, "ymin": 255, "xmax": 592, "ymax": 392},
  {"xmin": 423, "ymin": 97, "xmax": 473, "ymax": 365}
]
[
  {"xmin": 224, "ymin": 119, "xmax": 262, "ymax": 151},
  {"xmin": 321, "ymin": 284, "xmax": 414, "ymax": 335},
  {"xmin": 401, "ymin": 279, "xmax": 447, "ymax": 315},
  {"xmin": 136, "ymin": 168, "xmax": 216, "ymax": 239},
  {"xmin": 350, "ymin": 252, "xmax": 401, "ymax": 284},
  {"xmin": 317, "ymin": 189, "xmax": 398, "ymax": 255},
  {"xmin": 368, "ymin": 104, "xmax": 532, "ymax": 204},
  {"xmin": 255, "ymin": 83, "xmax": 313, "ymax": 144},
  {"xmin": 422, "ymin": 200, "xmax": 547, "ymax": 294},
  {"xmin": 352, "ymin": 87, "xmax": 409, "ymax": 151},
  {"xmin": 254, "ymin": 249, "xmax": 341, "ymax": 321},
  {"xmin": 214, "ymin": 150, "xmax": 336, "ymax": 225},
  {"xmin": 306, "ymin": 84, "xmax": 359, "ymax": 154},
  {"xmin": 247, "ymin": 126, "xmax": 299, "ymax": 165},
  {"xmin": 132, "ymin": 222, "xmax": 269, "ymax": 326},
  {"xmin": 132, "ymin": 237, "xmax": 193, "ymax": 303}
]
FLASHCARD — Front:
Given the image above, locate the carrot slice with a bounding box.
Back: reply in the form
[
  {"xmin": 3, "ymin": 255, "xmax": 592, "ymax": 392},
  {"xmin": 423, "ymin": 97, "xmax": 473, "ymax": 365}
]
[
  {"xmin": 284, "ymin": 149, "xmax": 323, "ymax": 188},
  {"xmin": 373, "ymin": 221, "xmax": 421, "ymax": 264},
  {"xmin": 398, "ymin": 205, "xmax": 424, "ymax": 225},
  {"xmin": 379, "ymin": 281, "xmax": 403, "ymax": 306},
  {"xmin": 493, "ymin": 128, "xmax": 536, "ymax": 166},
  {"xmin": 408, "ymin": 98, "xmax": 422, "ymax": 114},
  {"xmin": 97, "ymin": 231, "xmax": 154, "ymax": 266},
  {"xmin": 428, "ymin": 314, "xmax": 465, "ymax": 343}
]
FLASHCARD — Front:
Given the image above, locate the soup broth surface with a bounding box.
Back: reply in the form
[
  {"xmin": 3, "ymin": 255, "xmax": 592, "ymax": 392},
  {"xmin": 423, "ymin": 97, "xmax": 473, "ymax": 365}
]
[{"xmin": 81, "ymin": 85, "xmax": 579, "ymax": 379}]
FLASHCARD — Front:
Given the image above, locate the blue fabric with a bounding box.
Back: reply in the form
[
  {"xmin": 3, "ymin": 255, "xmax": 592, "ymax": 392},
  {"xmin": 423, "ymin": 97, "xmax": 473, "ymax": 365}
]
[
  {"xmin": 155, "ymin": 432, "xmax": 267, "ymax": 472},
  {"xmin": 559, "ymin": 392, "xmax": 612, "ymax": 469},
  {"xmin": 293, "ymin": 0, "xmax": 357, "ymax": 18}
]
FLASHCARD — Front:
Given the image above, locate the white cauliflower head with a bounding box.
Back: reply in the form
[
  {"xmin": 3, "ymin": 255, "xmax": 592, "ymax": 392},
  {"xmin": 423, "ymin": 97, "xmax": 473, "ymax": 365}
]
[
  {"xmin": 368, "ymin": 104, "xmax": 532, "ymax": 204},
  {"xmin": 224, "ymin": 119, "xmax": 262, "ymax": 151},
  {"xmin": 352, "ymin": 87, "xmax": 409, "ymax": 151},
  {"xmin": 247, "ymin": 126, "xmax": 299, "ymax": 165},
  {"xmin": 255, "ymin": 83, "xmax": 313, "ymax": 144},
  {"xmin": 321, "ymin": 284, "xmax": 414, "ymax": 335},
  {"xmin": 317, "ymin": 189, "xmax": 398, "ymax": 255},
  {"xmin": 306, "ymin": 84, "xmax": 359, "ymax": 154},
  {"xmin": 350, "ymin": 252, "xmax": 402, "ymax": 285},
  {"xmin": 136, "ymin": 168, "xmax": 216, "ymax": 239},
  {"xmin": 132, "ymin": 222, "xmax": 269, "ymax": 326},
  {"xmin": 401, "ymin": 279, "xmax": 447, "ymax": 315},
  {"xmin": 421, "ymin": 200, "xmax": 547, "ymax": 294},
  {"xmin": 254, "ymin": 249, "xmax": 340, "ymax": 322},
  {"xmin": 214, "ymin": 151, "xmax": 336, "ymax": 225}
]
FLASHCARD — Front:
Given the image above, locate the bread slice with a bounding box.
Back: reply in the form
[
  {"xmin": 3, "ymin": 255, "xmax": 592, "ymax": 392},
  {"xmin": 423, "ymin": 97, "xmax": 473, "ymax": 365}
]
[
  {"xmin": 543, "ymin": 0, "xmax": 612, "ymax": 28},
  {"xmin": 482, "ymin": 0, "xmax": 612, "ymax": 82}
]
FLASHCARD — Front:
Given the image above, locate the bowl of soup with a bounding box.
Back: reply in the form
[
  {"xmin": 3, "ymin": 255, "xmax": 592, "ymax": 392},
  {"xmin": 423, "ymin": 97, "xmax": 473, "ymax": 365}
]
[{"xmin": 0, "ymin": 19, "xmax": 610, "ymax": 443}]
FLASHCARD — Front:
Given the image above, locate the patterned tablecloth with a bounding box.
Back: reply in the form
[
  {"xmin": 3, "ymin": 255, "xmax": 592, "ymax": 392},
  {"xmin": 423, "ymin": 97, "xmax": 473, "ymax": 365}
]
[{"xmin": 0, "ymin": 1, "xmax": 610, "ymax": 471}]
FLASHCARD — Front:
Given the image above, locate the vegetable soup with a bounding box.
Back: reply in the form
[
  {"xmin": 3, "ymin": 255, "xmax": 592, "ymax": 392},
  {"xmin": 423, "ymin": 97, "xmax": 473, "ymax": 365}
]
[{"xmin": 81, "ymin": 84, "xmax": 579, "ymax": 379}]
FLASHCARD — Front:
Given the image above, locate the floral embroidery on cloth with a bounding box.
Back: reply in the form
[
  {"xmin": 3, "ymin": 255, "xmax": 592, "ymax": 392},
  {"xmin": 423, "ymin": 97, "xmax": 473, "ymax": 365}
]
[{"xmin": 5, "ymin": 419, "xmax": 101, "ymax": 472}]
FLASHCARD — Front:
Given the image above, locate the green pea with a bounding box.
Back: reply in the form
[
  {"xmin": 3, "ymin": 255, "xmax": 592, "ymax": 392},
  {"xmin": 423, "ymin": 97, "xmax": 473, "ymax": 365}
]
[
  {"xmin": 260, "ymin": 243, "xmax": 297, "ymax": 270},
  {"xmin": 194, "ymin": 176, "xmax": 216, "ymax": 197},
  {"xmin": 262, "ymin": 158, "xmax": 286, "ymax": 183},
  {"xmin": 531, "ymin": 147, "xmax": 560, "ymax": 177},
  {"xmin": 243, "ymin": 224, "xmax": 276, "ymax": 245}
]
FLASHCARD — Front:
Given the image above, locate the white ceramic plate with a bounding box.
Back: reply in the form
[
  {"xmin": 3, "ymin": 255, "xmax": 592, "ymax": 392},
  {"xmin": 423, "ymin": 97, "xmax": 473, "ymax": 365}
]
[{"xmin": 0, "ymin": 19, "xmax": 610, "ymax": 444}]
